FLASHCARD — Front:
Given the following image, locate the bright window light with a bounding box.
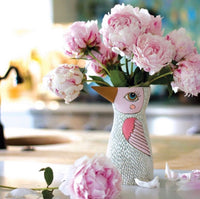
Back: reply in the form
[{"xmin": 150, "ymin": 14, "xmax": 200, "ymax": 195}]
[{"xmin": 0, "ymin": 0, "xmax": 53, "ymax": 30}]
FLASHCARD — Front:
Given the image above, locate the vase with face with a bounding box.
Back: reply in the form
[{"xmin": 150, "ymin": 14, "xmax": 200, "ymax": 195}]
[{"xmin": 92, "ymin": 86, "xmax": 153, "ymax": 185}]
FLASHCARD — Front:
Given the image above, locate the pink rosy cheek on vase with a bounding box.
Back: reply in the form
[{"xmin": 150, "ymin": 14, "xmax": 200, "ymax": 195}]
[{"xmin": 130, "ymin": 104, "xmax": 136, "ymax": 109}]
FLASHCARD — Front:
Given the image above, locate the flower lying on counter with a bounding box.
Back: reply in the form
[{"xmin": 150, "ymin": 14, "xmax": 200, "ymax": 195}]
[
  {"xmin": 0, "ymin": 154, "xmax": 122, "ymax": 199},
  {"xmin": 1, "ymin": 159, "xmax": 200, "ymax": 199},
  {"xmin": 59, "ymin": 155, "xmax": 122, "ymax": 199},
  {"xmin": 43, "ymin": 3, "xmax": 200, "ymax": 104}
]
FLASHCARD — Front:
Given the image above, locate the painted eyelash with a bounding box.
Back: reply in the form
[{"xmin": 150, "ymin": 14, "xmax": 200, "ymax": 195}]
[{"xmin": 134, "ymin": 91, "xmax": 141, "ymax": 98}]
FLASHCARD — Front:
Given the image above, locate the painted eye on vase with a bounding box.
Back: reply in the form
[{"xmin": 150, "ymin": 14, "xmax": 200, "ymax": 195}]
[{"xmin": 124, "ymin": 92, "xmax": 138, "ymax": 102}]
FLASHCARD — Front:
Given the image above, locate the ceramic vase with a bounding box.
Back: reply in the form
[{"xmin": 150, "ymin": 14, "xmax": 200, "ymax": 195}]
[{"xmin": 93, "ymin": 86, "xmax": 154, "ymax": 185}]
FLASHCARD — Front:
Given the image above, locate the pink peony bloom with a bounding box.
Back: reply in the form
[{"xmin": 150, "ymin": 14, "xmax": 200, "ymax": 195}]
[
  {"xmin": 63, "ymin": 21, "xmax": 101, "ymax": 58},
  {"xmin": 43, "ymin": 64, "xmax": 84, "ymax": 104},
  {"xmin": 166, "ymin": 28, "xmax": 197, "ymax": 62},
  {"xmin": 147, "ymin": 15, "xmax": 163, "ymax": 36},
  {"xmin": 100, "ymin": 4, "xmax": 153, "ymax": 57},
  {"xmin": 132, "ymin": 7, "xmax": 163, "ymax": 36},
  {"xmin": 59, "ymin": 155, "xmax": 122, "ymax": 199},
  {"xmin": 132, "ymin": 33, "xmax": 174, "ymax": 75},
  {"xmin": 87, "ymin": 44, "xmax": 119, "ymax": 77},
  {"xmin": 171, "ymin": 53, "xmax": 200, "ymax": 96}
]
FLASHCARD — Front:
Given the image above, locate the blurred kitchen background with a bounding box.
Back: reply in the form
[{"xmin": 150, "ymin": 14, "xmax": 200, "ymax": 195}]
[{"xmin": 1, "ymin": 0, "xmax": 200, "ymax": 136}]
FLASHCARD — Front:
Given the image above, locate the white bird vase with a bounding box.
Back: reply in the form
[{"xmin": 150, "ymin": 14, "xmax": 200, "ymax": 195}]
[{"xmin": 92, "ymin": 86, "xmax": 154, "ymax": 185}]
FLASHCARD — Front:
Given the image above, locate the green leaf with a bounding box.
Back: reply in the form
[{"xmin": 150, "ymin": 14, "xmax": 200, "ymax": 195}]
[
  {"xmin": 149, "ymin": 66, "xmax": 173, "ymax": 85},
  {"xmin": 40, "ymin": 167, "xmax": 54, "ymax": 187},
  {"xmin": 150, "ymin": 73, "xmax": 173, "ymax": 85},
  {"xmin": 110, "ymin": 70, "xmax": 128, "ymax": 87},
  {"xmin": 42, "ymin": 189, "xmax": 54, "ymax": 199},
  {"xmin": 160, "ymin": 65, "xmax": 172, "ymax": 73},
  {"xmin": 89, "ymin": 76, "xmax": 111, "ymax": 86},
  {"xmin": 133, "ymin": 67, "xmax": 143, "ymax": 85},
  {"xmin": 142, "ymin": 70, "xmax": 150, "ymax": 83},
  {"xmin": 80, "ymin": 67, "xmax": 87, "ymax": 74}
]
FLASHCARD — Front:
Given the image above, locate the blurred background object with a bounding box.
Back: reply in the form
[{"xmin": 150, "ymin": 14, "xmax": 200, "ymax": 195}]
[
  {"xmin": 0, "ymin": 66, "xmax": 23, "ymax": 148},
  {"xmin": 0, "ymin": 0, "xmax": 200, "ymax": 136}
]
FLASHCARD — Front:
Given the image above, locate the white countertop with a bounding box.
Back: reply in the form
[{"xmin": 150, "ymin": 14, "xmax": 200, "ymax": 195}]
[
  {"xmin": 1, "ymin": 161, "xmax": 200, "ymax": 199},
  {"xmin": 1, "ymin": 129, "xmax": 200, "ymax": 198}
]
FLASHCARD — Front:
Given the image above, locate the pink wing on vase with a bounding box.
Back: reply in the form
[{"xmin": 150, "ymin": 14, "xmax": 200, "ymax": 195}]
[{"xmin": 122, "ymin": 117, "xmax": 151, "ymax": 156}]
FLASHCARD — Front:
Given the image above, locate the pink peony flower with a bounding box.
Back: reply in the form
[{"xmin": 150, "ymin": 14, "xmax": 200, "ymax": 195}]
[
  {"xmin": 132, "ymin": 7, "xmax": 163, "ymax": 36},
  {"xmin": 59, "ymin": 155, "xmax": 122, "ymax": 199},
  {"xmin": 87, "ymin": 44, "xmax": 119, "ymax": 77},
  {"xmin": 63, "ymin": 21, "xmax": 101, "ymax": 58},
  {"xmin": 147, "ymin": 15, "xmax": 163, "ymax": 36},
  {"xmin": 132, "ymin": 33, "xmax": 175, "ymax": 75},
  {"xmin": 171, "ymin": 53, "xmax": 200, "ymax": 96},
  {"xmin": 166, "ymin": 28, "xmax": 197, "ymax": 62},
  {"xmin": 100, "ymin": 4, "xmax": 153, "ymax": 57},
  {"xmin": 43, "ymin": 64, "xmax": 84, "ymax": 104}
]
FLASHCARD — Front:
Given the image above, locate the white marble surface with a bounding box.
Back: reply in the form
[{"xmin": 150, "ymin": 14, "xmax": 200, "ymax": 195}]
[
  {"xmin": 1, "ymin": 161, "xmax": 200, "ymax": 199},
  {"xmin": 0, "ymin": 161, "xmax": 68, "ymax": 198}
]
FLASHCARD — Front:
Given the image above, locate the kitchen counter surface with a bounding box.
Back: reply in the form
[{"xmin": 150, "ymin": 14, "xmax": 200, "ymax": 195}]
[{"xmin": 1, "ymin": 128, "xmax": 200, "ymax": 170}]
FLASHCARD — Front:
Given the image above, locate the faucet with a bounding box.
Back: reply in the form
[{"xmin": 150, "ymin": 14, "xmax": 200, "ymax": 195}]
[{"xmin": 0, "ymin": 66, "xmax": 23, "ymax": 149}]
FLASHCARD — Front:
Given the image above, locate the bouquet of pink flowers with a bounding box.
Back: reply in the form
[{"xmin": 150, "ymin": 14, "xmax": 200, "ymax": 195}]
[{"xmin": 44, "ymin": 4, "xmax": 200, "ymax": 103}]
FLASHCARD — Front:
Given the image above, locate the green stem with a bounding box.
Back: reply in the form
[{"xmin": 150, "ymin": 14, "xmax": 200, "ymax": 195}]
[
  {"xmin": 0, "ymin": 185, "xmax": 17, "ymax": 190},
  {"xmin": 130, "ymin": 62, "xmax": 134, "ymax": 78},
  {"xmin": 85, "ymin": 79, "xmax": 111, "ymax": 86},
  {"xmin": 32, "ymin": 187, "xmax": 58, "ymax": 191},
  {"xmin": 88, "ymin": 51, "xmax": 111, "ymax": 76},
  {"xmin": 149, "ymin": 71, "xmax": 173, "ymax": 84},
  {"xmin": 0, "ymin": 185, "xmax": 58, "ymax": 191},
  {"xmin": 125, "ymin": 58, "xmax": 129, "ymax": 77},
  {"xmin": 135, "ymin": 71, "xmax": 173, "ymax": 87}
]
